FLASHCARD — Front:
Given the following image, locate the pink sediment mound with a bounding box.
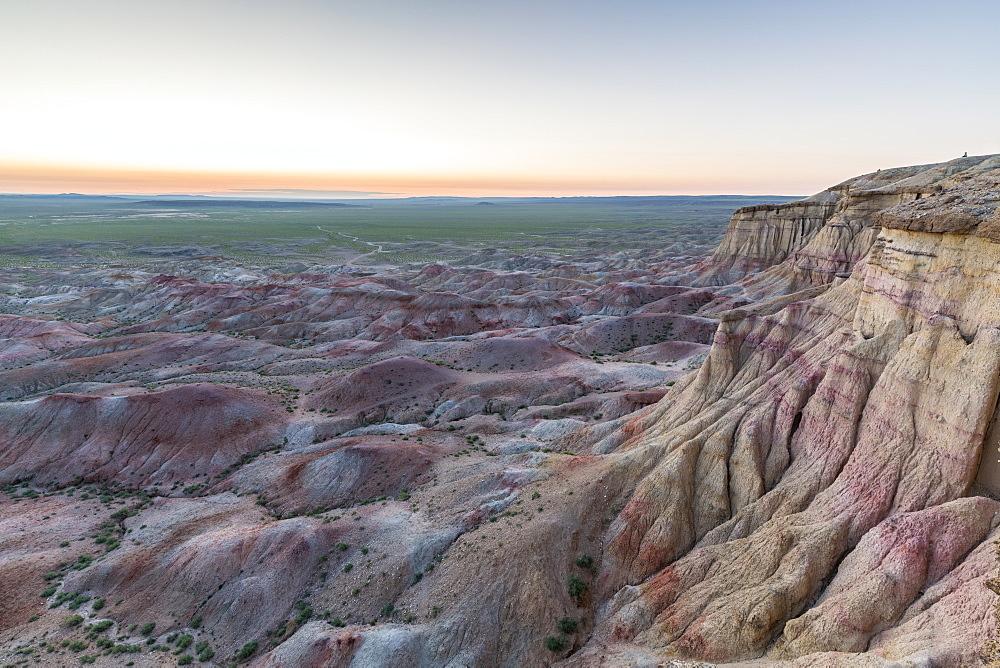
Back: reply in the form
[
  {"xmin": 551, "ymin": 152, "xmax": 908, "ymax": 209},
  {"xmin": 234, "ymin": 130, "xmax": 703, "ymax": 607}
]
[
  {"xmin": 0, "ymin": 315, "xmax": 93, "ymax": 367},
  {"xmin": 0, "ymin": 383, "xmax": 286, "ymax": 487},
  {"xmin": 309, "ymin": 356, "xmax": 458, "ymax": 413},
  {"xmin": 235, "ymin": 437, "xmax": 437, "ymax": 513},
  {"xmin": 63, "ymin": 496, "xmax": 342, "ymax": 655}
]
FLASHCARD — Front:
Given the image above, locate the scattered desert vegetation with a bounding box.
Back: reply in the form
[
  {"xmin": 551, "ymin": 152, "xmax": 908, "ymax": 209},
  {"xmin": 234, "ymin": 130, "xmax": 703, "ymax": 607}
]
[{"xmin": 2, "ymin": 157, "xmax": 1000, "ymax": 666}]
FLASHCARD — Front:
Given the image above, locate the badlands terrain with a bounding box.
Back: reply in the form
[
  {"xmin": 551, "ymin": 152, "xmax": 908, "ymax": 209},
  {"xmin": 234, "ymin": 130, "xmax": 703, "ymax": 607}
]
[{"xmin": 1, "ymin": 157, "xmax": 999, "ymax": 667}]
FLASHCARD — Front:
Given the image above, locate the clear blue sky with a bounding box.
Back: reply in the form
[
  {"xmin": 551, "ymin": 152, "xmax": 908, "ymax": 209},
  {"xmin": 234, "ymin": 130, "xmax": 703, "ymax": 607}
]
[{"xmin": 1, "ymin": 0, "xmax": 997, "ymax": 196}]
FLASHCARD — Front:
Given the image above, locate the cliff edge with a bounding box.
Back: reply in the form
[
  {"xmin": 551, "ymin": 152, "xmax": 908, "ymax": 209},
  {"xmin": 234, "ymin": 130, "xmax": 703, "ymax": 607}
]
[{"xmin": 557, "ymin": 154, "xmax": 1000, "ymax": 665}]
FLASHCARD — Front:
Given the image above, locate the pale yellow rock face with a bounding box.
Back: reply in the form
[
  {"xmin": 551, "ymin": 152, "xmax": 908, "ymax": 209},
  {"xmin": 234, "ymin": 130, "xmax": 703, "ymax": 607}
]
[
  {"xmin": 694, "ymin": 155, "xmax": 1000, "ymax": 306},
  {"xmin": 564, "ymin": 156, "xmax": 1000, "ymax": 666},
  {"xmin": 858, "ymin": 230, "xmax": 1000, "ymax": 340},
  {"xmin": 692, "ymin": 194, "xmax": 840, "ymax": 286}
]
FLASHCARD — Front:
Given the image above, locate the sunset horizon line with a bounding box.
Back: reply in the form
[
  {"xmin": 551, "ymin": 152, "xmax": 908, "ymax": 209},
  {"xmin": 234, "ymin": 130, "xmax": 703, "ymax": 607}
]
[
  {"xmin": 0, "ymin": 162, "xmax": 845, "ymax": 200},
  {"xmin": 4, "ymin": 152, "xmax": 991, "ymax": 201},
  {"xmin": 0, "ymin": 189, "xmax": 806, "ymax": 200}
]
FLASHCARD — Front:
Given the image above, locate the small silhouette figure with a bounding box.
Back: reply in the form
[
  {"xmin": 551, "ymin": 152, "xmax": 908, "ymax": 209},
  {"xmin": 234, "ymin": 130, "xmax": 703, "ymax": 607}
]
[{"xmin": 963, "ymin": 152, "xmax": 968, "ymax": 157}]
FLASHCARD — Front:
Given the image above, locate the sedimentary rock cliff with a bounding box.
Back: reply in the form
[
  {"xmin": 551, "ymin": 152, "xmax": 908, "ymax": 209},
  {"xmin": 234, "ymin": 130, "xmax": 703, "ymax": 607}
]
[
  {"xmin": 690, "ymin": 191, "xmax": 839, "ymax": 287},
  {"xmin": 694, "ymin": 155, "xmax": 1000, "ymax": 305},
  {"xmin": 561, "ymin": 154, "xmax": 1000, "ymax": 665}
]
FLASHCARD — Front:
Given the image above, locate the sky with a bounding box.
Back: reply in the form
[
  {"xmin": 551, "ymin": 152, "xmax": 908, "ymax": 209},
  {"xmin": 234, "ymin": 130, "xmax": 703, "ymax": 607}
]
[{"xmin": 1, "ymin": 0, "xmax": 998, "ymax": 198}]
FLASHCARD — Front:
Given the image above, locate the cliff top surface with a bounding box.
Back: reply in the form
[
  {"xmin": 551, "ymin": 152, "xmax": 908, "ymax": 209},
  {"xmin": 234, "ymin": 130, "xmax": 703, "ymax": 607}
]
[
  {"xmin": 733, "ymin": 154, "xmax": 1000, "ymax": 216},
  {"xmin": 875, "ymin": 156, "xmax": 1000, "ymax": 238}
]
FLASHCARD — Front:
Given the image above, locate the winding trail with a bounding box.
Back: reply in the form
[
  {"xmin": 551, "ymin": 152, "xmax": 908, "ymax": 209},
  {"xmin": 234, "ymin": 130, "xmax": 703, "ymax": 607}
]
[{"xmin": 316, "ymin": 225, "xmax": 388, "ymax": 263}]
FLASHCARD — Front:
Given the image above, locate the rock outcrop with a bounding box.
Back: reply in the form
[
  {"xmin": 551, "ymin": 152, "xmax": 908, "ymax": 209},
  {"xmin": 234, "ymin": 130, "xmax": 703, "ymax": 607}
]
[
  {"xmin": 695, "ymin": 155, "xmax": 1000, "ymax": 305},
  {"xmin": 563, "ymin": 155, "xmax": 1000, "ymax": 665}
]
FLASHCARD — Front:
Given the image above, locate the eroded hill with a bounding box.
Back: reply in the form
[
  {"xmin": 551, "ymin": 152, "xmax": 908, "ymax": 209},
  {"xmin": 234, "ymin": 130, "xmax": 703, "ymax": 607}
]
[{"xmin": 1, "ymin": 157, "xmax": 998, "ymax": 667}]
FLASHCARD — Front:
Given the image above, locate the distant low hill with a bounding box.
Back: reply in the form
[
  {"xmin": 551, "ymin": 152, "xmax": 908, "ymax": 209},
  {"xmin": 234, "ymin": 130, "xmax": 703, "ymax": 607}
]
[
  {"xmin": 131, "ymin": 199, "xmax": 363, "ymax": 209},
  {"xmin": 0, "ymin": 193, "xmax": 128, "ymax": 201}
]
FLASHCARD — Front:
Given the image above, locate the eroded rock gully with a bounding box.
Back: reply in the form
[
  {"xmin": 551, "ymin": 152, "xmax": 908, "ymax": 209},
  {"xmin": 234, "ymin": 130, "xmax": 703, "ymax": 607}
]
[{"xmin": 1, "ymin": 155, "xmax": 999, "ymax": 667}]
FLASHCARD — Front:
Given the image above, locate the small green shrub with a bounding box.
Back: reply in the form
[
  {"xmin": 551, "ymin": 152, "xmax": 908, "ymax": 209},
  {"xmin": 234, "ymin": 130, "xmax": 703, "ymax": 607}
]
[
  {"xmin": 575, "ymin": 554, "xmax": 595, "ymax": 570},
  {"xmin": 234, "ymin": 641, "xmax": 258, "ymax": 662},
  {"xmin": 140, "ymin": 622, "xmax": 155, "ymax": 636},
  {"xmin": 544, "ymin": 635, "xmax": 569, "ymax": 652},
  {"xmin": 62, "ymin": 614, "xmax": 84, "ymax": 627},
  {"xmin": 295, "ymin": 606, "xmax": 313, "ymax": 624},
  {"xmin": 556, "ymin": 616, "xmax": 579, "ymax": 634},
  {"xmin": 568, "ymin": 576, "xmax": 587, "ymax": 602},
  {"xmin": 67, "ymin": 593, "xmax": 91, "ymax": 610},
  {"xmin": 195, "ymin": 641, "xmax": 214, "ymax": 661},
  {"xmin": 109, "ymin": 644, "xmax": 141, "ymax": 654},
  {"xmin": 177, "ymin": 655, "xmax": 193, "ymax": 665}
]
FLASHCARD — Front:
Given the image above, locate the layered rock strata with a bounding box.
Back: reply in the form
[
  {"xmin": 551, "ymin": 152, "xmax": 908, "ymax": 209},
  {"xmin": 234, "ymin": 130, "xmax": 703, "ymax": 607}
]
[
  {"xmin": 694, "ymin": 155, "xmax": 1000, "ymax": 305},
  {"xmin": 563, "ymin": 155, "xmax": 1000, "ymax": 665}
]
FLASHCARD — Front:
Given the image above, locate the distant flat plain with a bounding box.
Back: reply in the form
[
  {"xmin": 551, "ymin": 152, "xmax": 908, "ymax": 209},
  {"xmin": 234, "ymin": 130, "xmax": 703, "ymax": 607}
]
[{"xmin": 0, "ymin": 195, "xmax": 798, "ymax": 267}]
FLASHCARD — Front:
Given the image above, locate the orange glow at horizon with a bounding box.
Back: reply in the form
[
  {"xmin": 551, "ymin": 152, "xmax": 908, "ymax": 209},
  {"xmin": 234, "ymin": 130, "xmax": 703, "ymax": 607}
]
[
  {"xmin": 0, "ymin": 161, "xmax": 820, "ymax": 198},
  {"xmin": 1, "ymin": 2, "xmax": 996, "ymax": 200}
]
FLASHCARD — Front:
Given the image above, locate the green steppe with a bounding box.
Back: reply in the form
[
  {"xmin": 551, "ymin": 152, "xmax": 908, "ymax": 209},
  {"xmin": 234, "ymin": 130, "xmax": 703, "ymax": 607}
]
[{"xmin": 0, "ymin": 195, "xmax": 796, "ymax": 267}]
